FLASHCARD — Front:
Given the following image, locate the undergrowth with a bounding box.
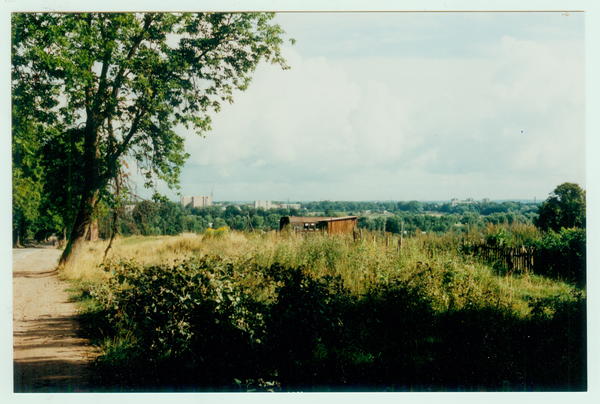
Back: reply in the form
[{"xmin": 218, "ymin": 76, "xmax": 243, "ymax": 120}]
[{"xmin": 66, "ymin": 229, "xmax": 586, "ymax": 392}]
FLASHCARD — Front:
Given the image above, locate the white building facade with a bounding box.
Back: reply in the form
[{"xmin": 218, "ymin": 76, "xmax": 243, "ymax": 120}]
[
  {"xmin": 254, "ymin": 200, "xmax": 273, "ymax": 210},
  {"xmin": 181, "ymin": 196, "xmax": 212, "ymax": 209}
]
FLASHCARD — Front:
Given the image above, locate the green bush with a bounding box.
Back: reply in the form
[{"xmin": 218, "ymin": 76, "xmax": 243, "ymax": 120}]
[
  {"xmin": 533, "ymin": 228, "xmax": 586, "ymax": 286},
  {"xmin": 81, "ymin": 234, "xmax": 586, "ymax": 391},
  {"xmin": 90, "ymin": 256, "xmax": 270, "ymax": 388}
]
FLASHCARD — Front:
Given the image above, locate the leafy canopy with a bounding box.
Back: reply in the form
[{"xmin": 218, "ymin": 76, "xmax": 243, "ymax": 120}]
[
  {"xmin": 12, "ymin": 12, "xmax": 289, "ymax": 190},
  {"xmin": 12, "ymin": 12, "xmax": 290, "ymax": 243},
  {"xmin": 535, "ymin": 182, "xmax": 586, "ymax": 232}
]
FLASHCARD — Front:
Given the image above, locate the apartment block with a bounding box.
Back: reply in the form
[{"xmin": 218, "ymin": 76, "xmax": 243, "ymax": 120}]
[
  {"xmin": 181, "ymin": 195, "xmax": 212, "ymax": 208},
  {"xmin": 254, "ymin": 200, "xmax": 273, "ymax": 210}
]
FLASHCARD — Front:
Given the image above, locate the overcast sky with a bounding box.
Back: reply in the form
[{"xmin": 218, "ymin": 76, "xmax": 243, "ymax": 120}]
[
  {"xmin": 1, "ymin": 3, "xmax": 591, "ymax": 205},
  {"xmin": 143, "ymin": 11, "xmax": 585, "ymax": 203}
]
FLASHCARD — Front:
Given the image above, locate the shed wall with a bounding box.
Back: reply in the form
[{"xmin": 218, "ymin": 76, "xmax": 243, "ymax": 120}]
[{"xmin": 327, "ymin": 218, "xmax": 357, "ymax": 234}]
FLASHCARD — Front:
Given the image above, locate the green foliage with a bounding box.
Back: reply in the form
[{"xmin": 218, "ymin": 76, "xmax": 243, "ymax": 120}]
[
  {"xmin": 77, "ymin": 230, "xmax": 586, "ymax": 391},
  {"xmin": 87, "ymin": 255, "xmax": 274, "ymax": 388},
  {"xmin": 39, "ymin": 128, "xmax": 87, "ymax": 236},
  {"xmin": 533, "ymin": 228, "xmax": 586, "ymax": 286},
  {"xmin": 535, "ymin": 182, "xmax": 586, "ymax": 232},
  {"xmin": 465, "ymin": 223, "xmax": 585, "ymax": 286},
  {"xmin": 12, "ymin": 12, "xmax": 291, "ymax": 262},
  {"xmin": 204, "ymin": 226, "xmax": 230, "ymax": 238},
  {"xmin": 100, "ymin": 198, "xmax": 541, "ymax": 243},
  {"xmin": 250, "ymin": 215, "xmax": 264, "ymax": 230},
  {"xmin": 11, "ymin": 99, "xmax": 48, "ymax": 244}
]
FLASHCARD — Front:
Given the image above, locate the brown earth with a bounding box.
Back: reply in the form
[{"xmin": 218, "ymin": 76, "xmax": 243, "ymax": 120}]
[{"xmin": 13, "ymin": 246, "xmax": 95, "ymax": 393}]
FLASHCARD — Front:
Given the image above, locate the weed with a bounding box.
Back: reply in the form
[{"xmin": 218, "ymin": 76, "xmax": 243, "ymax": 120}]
[{"xmin": 63, "ymin": 229, "xmax": 585, "ymax": 391}]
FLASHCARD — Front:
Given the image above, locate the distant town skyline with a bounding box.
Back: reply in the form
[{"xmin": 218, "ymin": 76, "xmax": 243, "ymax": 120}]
[{"xmin": 177, "ymin": 196, "xmax": 542, "ymax": 204}]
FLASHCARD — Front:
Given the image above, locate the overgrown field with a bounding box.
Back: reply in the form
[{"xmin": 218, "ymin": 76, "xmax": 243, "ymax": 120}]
[{"xmin": 64, "ymin": 225, "xmax": 586, "ymax": 392}]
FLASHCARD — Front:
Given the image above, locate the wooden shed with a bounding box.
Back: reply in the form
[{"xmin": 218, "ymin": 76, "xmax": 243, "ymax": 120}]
[
  {"xmin": 317, "ymin": 216, "xmax": 358, "ymax": 234},
  {"xmin": 279, "ymin": 216, "xmax": 358, "ymax": 235}
]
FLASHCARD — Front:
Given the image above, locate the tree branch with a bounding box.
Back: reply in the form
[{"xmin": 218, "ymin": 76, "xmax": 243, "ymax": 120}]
[
  {"xmin": 107, "ymin": 14, "xmax": 153, "ymax": 117},
  {"xmin": 96, "ymin": 14, "xmax": 114, "ymax": 113},
  {"xmin": 102, "ymin": 105, "xmax": 146, "ymax": 182}
]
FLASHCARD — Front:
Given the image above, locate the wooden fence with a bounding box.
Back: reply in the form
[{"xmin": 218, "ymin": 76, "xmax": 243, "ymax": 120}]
[{"xmin": 471, "ymin": 243, "xmax": 536, "ymax": 274}]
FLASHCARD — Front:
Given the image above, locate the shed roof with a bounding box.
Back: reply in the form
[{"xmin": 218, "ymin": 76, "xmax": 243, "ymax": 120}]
[
  {"xmin": 285, "ymin": 216, "xmax": 357, "ymax": 224},
  {"xmin": 316, "ymin": 216, "xmax": 358, "ymax": 222},
  {"xmin": 286, "ymin": 217, "xmax": 326, "ymax": 224}
]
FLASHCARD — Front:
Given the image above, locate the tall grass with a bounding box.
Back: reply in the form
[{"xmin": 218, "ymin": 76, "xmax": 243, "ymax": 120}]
[
  {"xmin": 64, "ymin": 228, "xmax": 578, "ymax": 319},
  {"xmin": 63, "ymin": 227, "xmax": 585, "ymax": 391}
]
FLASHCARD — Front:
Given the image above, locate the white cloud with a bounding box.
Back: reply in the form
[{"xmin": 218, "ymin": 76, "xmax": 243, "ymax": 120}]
[
  {"xmin": 501, "ymin": 35, "xmax": 517, "ymax": 52},
  {"xmin": 490, "ymin": 36, "xmax": 582, "ymax": 115},
  {"xmin": 172, "ymin": 16, "xmax": 584, "ymax": 201},
  {"xmin": 250, "ymin": 159, "xmax": 268, "ymax": 168},
  {"xmin": 184, "ymin": 46, "xmax": 363, "ymax": 171},
  {"xmin": 218, "ymin": 168, "xmax": 232, "ymax": 178}
]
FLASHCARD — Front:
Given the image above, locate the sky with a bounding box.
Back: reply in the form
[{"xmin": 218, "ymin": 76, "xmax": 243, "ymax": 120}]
[
  {"xmin": 135, "ymin": 11, "xmax": 588, "ymax": 203},
  {"xmin": 0, "ymin": 6, "xmax": 589, "ymax": 204}
]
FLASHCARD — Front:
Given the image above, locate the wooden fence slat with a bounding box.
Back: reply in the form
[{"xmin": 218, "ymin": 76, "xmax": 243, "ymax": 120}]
[{"xmin": 471, "ymin": 242, "xmax": 537, "ymax": 274}]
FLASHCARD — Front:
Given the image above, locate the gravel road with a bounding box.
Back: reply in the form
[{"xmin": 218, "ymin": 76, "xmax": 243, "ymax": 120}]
[{"xmin": 13, "ymin": 246, "xmax": 95, "ymax": 393}]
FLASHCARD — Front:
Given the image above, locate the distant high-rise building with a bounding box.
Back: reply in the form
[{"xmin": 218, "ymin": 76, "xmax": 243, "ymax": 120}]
[
  {"xmin": 254, "ymin": 200, "xmax": 273, "ymax": 210},
  {"xmin": 280, "ymin": 203, "xmax": 301, "ymax": 210},
  {"xmin": 181, "ymin": 196, "xmax": 212, "ymax": 208},
  {"xmin": 482, "ymin": 198, "xmax": 491, "ymax": 203}
]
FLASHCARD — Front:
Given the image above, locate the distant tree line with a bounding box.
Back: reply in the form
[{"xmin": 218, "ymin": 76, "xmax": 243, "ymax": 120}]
[
  {"xmin": 93, "ymin": 182, "xmax": 587, "ymax": 259},
  {"xmin": 93, "ymin": 197, "xmax": 543, "ymax": 239},
  {"xmin": 98, "ymin": 200, "xmax": 303, "ymax": 238},
  {"xmin": 305, "ymin": 200, "xmax": 539, "ymax": 236}
]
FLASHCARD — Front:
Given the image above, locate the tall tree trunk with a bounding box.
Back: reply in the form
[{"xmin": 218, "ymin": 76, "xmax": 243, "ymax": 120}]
[
  {"xmin": 13, "ymin": 211, "xmax": 22, "ymax": 248},
  {"xmin": 59, "ymin": 105, "xmax": 102, "ymax": 267},
  {"xmin": 88, "ymin": 219, "xmax": 99, "ymax": 241},
  {"xmin": 59, "ymin": 189, "xmax": 99, "ymax": 267}
]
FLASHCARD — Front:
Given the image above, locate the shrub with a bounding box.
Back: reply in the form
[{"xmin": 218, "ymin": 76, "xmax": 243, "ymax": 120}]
[
  {"xmin": 204, "ymin": 226, "xmax": 229, "ymax": 238},
  {"xmin": 90, "ymin": 256, "xmax": 270, "ymax": 387},
  {"xmin": 533, "ymin": 228, "xmax": 586, "ymax": 286},
  {"xmin": 78, "ymin": 230, "xmax": 585, "ymax": 391}
]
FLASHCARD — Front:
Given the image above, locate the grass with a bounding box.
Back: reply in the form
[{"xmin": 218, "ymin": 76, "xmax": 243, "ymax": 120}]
[
  {"xmin": 61, "ymin": 228, "xmax": 586, "ymax": 391},
  {"xmin": 62, "ymin": 229, "xmax": 580, "ymax": 319}
]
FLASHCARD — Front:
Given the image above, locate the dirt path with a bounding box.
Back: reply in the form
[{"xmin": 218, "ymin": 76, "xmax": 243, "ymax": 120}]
[{"xmin": 13, "ymin": 246, "xmax": 95, "ymax": 393}]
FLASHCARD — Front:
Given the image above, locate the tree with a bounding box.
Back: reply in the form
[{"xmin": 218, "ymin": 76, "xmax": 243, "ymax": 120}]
[
  {"xmin": 132, "ymin": 200, "xmax": 155, "ymax": 236},
  {"xmin": 373, "ymin": 216, "xmax": 386, "ymax": 231},
  {"xmin": 409, "ymin": 200, "xmax": 423, "ymax": 213},
  {"xmin": 385, "ymin": 216, "xmax": 400, "ymax": 234},
  {"xmin": 12, "ymin": 124, "xmax": 44, "ymax": 245},
  {"xmin": 12, "ymin": 12, "xmax": 291, "ymax": 266},
  {"xmin": 38, "ymin": 128, "xmax": 87, "ymax": 242},
  {"xmin": 461, "ymin": 212, "xmax": 479, "ymax": 228},
  {"xmin": 535, "ymin": 182, "xmax": 586, "ymax": 232},
  {"xmin": 11, "ymin": 58, "xmax": 54, "ymax": 245},
  {"xmin": 250, "ymin": 215, "xmax": 264, "ymax": 230},
  {"xmin": 266, "ymin": 213, "xmax": 281, "ymax": 230}
]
